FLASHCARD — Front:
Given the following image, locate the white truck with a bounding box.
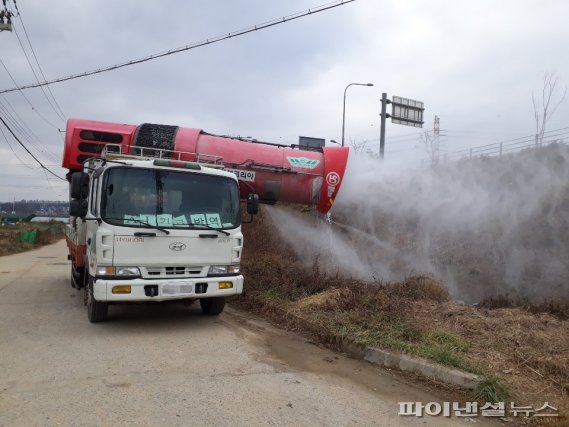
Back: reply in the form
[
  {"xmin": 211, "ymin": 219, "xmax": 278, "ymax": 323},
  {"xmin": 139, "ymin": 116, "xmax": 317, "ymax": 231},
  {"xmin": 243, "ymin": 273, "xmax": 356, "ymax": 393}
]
[
  {"xmin": 63, "ymin": 118, "xmax": 348, "ymax": 322},
  {"xmin": 66, "ymin": 143, "xmax": 258, "ymax": 322}
]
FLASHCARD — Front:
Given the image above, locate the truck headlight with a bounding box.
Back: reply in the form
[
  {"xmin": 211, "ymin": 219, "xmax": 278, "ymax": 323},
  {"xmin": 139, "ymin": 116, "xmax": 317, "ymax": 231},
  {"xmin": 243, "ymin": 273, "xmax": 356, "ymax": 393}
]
[
  {"xmin": 96, "ymin": 266, "xmax": 141, "ymax": 278},
  {"xmin": 208, "ymin": 264, "xmax": 240, "ymax": 276},
  {"xmin": 116, "ymin": 267, "xmax": 141, "ymax": 277}
]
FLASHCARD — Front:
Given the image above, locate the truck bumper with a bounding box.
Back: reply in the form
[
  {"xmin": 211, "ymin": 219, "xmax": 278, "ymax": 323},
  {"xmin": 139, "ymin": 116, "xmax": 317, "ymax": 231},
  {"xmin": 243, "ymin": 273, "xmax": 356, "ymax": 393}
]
[{"xmin": 92, "ymin": 276, "xmax": 244, "ymax": 302}]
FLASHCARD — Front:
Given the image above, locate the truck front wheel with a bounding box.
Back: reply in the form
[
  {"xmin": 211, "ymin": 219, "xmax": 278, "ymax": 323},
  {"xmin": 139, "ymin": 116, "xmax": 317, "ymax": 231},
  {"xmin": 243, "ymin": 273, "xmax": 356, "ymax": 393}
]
[
  {"xmin": 200, "ymin": 297, "xmax": 225, "ymax": 315},
  {"xmin": 86, "ymin": 276, "xmax": 108, "ymax": 323}
]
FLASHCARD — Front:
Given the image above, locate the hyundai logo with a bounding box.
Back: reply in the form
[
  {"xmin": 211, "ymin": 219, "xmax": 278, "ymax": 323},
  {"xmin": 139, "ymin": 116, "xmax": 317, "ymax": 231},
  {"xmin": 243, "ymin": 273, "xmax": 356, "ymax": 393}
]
[{"xmin": 169, "ymin": 242, "xmax": 187, "ymax": 251}]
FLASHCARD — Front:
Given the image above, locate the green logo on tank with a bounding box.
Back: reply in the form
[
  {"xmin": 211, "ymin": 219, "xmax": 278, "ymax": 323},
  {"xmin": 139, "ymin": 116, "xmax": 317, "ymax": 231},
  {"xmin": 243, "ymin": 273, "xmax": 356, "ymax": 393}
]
[{"xmin": 287, "ymin": 157, "xmax": 320, "ymax": 169}]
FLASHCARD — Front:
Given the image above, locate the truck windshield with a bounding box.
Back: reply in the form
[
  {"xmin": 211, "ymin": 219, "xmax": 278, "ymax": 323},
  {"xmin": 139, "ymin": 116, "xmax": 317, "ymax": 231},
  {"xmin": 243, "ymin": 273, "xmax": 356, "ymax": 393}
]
[{"xmin": 101, "ymin": 167, "xmax": 241, "ymax": 230}]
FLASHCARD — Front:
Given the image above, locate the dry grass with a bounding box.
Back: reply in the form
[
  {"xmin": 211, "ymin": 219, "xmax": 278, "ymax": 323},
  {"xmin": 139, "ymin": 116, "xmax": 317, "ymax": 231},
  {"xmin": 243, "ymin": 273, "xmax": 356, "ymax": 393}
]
[
  {"xmin": 0, "ymin": 222, "xmax": 65, "ymax": 256},
  {"xmin": 481, "ymin": 295, "xmax": 569, "ymax": 320},
  {"xmin": 235, "ymin": 205, "xmax": 569, "ymax": 423}
]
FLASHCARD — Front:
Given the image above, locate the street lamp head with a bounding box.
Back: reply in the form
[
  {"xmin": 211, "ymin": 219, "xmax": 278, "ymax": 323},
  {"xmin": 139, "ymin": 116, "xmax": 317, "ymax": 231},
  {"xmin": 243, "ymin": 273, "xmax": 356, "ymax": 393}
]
[{"xmin": 366, "ymin": 83, "xmax": 374, "ymax": 86}]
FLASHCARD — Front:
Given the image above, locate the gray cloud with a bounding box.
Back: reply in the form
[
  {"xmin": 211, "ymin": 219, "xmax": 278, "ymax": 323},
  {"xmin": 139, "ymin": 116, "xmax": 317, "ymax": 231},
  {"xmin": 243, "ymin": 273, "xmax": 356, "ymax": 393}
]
[{"xmin": 1, "ymin": 0, "xmax": 569, "ymax": 201}]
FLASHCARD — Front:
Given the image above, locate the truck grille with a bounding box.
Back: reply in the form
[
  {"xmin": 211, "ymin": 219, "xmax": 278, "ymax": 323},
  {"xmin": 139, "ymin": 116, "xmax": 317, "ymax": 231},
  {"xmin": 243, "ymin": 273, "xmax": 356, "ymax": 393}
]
[{"xmin": 141, "ymin": 266, "xmax": 205, "ymax": 278}]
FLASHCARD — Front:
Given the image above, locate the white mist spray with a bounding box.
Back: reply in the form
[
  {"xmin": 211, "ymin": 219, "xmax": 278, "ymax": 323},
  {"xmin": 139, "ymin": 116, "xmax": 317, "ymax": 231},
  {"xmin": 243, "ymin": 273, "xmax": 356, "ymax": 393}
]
[{"xmin": 265, "ymin": 143, "xmax": 569, "ymax": 303}]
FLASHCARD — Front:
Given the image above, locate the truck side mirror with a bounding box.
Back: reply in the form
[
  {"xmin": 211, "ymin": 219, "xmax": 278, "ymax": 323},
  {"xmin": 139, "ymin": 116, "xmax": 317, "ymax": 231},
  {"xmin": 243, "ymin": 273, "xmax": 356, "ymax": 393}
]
[
  {"xmin": 246, "ymin": 193, "xmax": 259, "ymax": 215},
  {"xmin": 69, "ymin": 199, "xmax": 89, "ymax": 218},
  {"xmin": 70, "ymin": 172, "xmax": 90, "ymax": 200}
]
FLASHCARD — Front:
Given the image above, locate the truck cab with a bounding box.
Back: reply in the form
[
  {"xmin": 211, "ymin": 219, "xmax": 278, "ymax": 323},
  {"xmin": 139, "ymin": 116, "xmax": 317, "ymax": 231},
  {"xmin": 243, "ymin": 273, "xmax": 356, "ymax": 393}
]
[{"xmin": 66, "ymin": 145, "xmax": 258, "ymax": 322}]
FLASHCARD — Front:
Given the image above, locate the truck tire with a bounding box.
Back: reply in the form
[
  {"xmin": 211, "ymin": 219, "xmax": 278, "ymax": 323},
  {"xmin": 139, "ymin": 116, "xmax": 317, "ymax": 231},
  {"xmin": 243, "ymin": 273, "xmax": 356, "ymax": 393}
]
[
  {"xmin": 200, "ymin": 297, "xmax": 225, "ymax": 315},
  {"xmin": 86, "ymin": 276, "xmax": 108, "ymax": 323}
]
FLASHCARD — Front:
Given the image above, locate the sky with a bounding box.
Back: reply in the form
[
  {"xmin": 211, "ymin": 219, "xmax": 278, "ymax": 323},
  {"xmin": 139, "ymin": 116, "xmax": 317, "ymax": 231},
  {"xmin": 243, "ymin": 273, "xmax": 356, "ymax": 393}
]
[{"xmin": 1, "ymin": 0, "xmax": 568, "ymax": 202}]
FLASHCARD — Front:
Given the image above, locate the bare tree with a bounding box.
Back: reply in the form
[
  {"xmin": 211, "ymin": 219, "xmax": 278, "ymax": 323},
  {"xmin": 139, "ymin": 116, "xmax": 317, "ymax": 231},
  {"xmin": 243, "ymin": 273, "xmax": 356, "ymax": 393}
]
[
  {"xmin": 532, "ymin": 73, "xmax": 567, "ymax": 144},
  {"xmin": 348, "ymin": 138, "xmax": 381, "ymax": 160},
  {"xmin": 420, "ymin": 131, "xmax": 440, "ymax": 166},
  {"xmin": 348, "ymin": 137, "xmax": 368, "ymax": 156}
]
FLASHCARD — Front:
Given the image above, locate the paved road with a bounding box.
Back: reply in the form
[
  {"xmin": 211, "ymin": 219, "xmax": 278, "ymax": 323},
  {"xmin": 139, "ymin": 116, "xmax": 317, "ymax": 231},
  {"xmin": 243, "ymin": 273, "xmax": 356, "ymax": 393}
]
[{"xmin": 0, "ymin": 241, "xmax": 492, "ymax": 426}]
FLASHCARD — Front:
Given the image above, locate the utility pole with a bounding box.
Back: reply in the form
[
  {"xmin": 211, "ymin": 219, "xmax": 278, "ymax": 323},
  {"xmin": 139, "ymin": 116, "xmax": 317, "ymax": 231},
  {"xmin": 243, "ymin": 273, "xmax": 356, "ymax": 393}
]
[
  {"xmin": 0, "ymin": 3, "xmax": 13, "ymax": 32},
  {"xmin": 379, "ymin": 93, "xmax": 390, "ymax": 159},
  {"xmin": 434, "ymin": 115, "xmax": 440, "ymax": 137},
  {"xmin": 434, "ymin": 115, "xmax": 440, "ymax": 164}
]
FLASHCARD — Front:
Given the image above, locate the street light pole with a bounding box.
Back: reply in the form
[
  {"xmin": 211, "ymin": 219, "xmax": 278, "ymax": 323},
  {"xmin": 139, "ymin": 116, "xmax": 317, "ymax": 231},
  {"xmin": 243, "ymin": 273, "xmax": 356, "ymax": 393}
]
[
  {"xmin": 341, "ymin": 82, "xmax": 374, "ymax": 147},
  {"xmin": 379, "ymin": 92, "xmax": 388, "ymax": 159}
]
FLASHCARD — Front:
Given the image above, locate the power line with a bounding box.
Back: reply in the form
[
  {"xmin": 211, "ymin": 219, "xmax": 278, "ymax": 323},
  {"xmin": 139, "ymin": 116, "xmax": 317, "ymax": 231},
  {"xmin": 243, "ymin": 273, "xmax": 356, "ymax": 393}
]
[
  {"xmin": 384, "ymin": 130, "xmax": 430, "ymax": 140},
  {"xmin": 0, "ymin": 96, "xmax": 60, "ymax": 163},
  {"xmin": 39, "ymin": 167, "xmax": 67, "ymax": 197},
  {"xmin": 0, "ymin": 184, "xmax": 66, "ymax": 188},
  {"xmin": 0, "ymin": 96, "xmax": 60, "ymax": 161},
  {"xmin": 15, "ymin": 7, "xmax": 67, "ymax": 119},
  {"xmin": 0, "ymin": 0, "xmax": 356, "ymax": 94},
  {"xmin": 0, "ymin": 128, "xmax": 65, "ymax": 199},
  {"xmin": 0, "ymin": 162, "xmax": 60, "ymax": 167},
  {"xmin": 0, "ymin": 121, "xmax": 36, "ymax": 169},
  {"xmin": 0, "ymin": 94, "xmax": 37, "ymax": 138},
  {"xmin": 0, "ymin": 115, "xmax": 65, "ymax": 181},
  {"xmin": 0, "ymin": 98, "xmax": 33, "ymax": 141},
  {"xmin": 363, "ymin": 130, "xmax": 442, "ymax": 144},
  {"xmin": 0, "ymin": 57, "xmax": 61, "ymax": 129},
  {"xmin": 11, "ymin": 22, "xmax": 66, "ymax": 121}
]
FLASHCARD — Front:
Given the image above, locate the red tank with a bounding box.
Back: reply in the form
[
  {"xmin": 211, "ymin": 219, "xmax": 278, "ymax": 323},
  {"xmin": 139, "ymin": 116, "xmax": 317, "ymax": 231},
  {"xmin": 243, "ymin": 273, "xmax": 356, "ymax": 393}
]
[{"xmin": 62, "ymin": 119, "xmax": 348, "ymax": 214}]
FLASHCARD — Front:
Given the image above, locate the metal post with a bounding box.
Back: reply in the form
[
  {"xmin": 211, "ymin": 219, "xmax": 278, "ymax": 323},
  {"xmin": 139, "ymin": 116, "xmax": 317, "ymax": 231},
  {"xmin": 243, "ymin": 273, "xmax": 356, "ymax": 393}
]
[
  {"xmin": 499, "ymin": 142, "xmax": 503, "ymax": 156},
  {"xmin": 379, "ymin": 93, "xmax": 388, "ymax": 159},
  {"xmin": 341, "ymin": 87, "xmax": 348, "ymax": 147},
  {"xmin": 341, "ymin": 82, "xmax": 374, "ymax": 147}
]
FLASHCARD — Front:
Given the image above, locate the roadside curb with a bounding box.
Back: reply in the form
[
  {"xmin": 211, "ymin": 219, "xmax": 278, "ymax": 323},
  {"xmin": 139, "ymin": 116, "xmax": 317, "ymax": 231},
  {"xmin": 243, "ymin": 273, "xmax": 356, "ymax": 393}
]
[
  {"xmin": 288, "ymin": 309, "xmax": 482, "ymax": 390},
  {"xmin": 325, "ymin": 335, "xmax": 481, "ymax": 390},
  {"xmin": 362, "ymin": 347, "xmax": 481, "ymax": 389},
  {"xmin": 232, "ymin": 300, "xmax": 482, "ymax": 390}
]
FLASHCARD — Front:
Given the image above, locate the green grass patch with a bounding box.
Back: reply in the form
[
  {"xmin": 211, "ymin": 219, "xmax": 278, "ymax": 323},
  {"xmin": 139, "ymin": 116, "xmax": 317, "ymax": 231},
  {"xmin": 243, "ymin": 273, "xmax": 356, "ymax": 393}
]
[
  {"xmin": 472, "ymin": 376, "xmax": 510, "ymax": 403},
  {"xmin": 331, "ymin": 318, "xmax": 422, "ymax": 353},
  {"xmin": 262, "ymin": 287, "xmax": 291, "ymax": 303},
  {"xmin": 417, "ymin": 331, "xmax": 480, "ymax": 374},
  {"xmin": 331, "ymin": 320, "xmax": 481, "ymax": 375}
]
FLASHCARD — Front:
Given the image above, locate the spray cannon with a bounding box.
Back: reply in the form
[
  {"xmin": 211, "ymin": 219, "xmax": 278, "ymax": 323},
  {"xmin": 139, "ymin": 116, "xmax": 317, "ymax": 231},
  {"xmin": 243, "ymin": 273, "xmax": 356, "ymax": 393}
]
[{"xmin": 62, "ymin": 119, "xmax": 349, "ymax": 214}]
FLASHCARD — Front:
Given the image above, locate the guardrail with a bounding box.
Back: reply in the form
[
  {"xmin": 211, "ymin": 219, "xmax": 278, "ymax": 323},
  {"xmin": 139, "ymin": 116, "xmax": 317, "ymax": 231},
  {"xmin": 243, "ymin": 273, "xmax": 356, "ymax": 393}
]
[{"xmin": 446, "ymin": 129, "xmax": 569, "ymax": 160}]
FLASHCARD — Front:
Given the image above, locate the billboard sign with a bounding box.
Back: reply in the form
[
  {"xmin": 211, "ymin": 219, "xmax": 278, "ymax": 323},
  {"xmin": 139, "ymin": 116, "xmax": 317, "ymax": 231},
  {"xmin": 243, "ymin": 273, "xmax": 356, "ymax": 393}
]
[{"xmin": 391, "ymin": 96, "xmax": 424, "ymax": 128}]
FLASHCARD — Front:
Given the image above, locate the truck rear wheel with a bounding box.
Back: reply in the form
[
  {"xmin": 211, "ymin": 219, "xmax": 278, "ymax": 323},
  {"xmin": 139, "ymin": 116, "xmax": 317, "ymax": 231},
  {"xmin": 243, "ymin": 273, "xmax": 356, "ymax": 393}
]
[
  {"xmin": 86, "ymin": 276, "xmax": 108, "ymax": 323},
  {"xmin": 200, "ymin": 297, "xmax": 225, "ymax": 315}
]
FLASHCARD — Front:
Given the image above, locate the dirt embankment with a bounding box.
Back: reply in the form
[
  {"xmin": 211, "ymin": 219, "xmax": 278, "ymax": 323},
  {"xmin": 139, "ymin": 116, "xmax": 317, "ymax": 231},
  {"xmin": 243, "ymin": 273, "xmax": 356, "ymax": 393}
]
[{"xmin": 330, "ymin": 143, "xmax": 569, "ymax": 304}]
